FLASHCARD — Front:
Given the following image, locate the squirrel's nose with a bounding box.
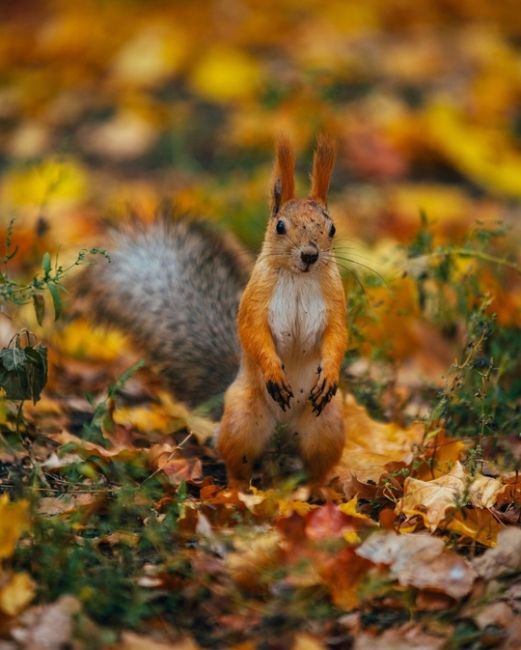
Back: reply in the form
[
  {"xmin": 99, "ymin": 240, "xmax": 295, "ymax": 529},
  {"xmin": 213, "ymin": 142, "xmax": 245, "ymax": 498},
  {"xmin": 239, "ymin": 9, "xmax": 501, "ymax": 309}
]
[{"xmin": 300, "ymin": 246, "xmax": 319, "ymax": 266}]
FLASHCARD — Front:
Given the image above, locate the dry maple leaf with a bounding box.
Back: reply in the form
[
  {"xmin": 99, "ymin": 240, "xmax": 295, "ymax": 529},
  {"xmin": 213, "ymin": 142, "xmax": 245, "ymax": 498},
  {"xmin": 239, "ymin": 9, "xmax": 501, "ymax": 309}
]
[
  {"xmin": 335, "ymin": 394, "xmax": 424, "ymax": 487},
  {"xmin": 397, "ymin": 461, "xmax": 507, "ymax": 532},
  {"xmin": 356, "ymin": 530, "xmax": 476, "ymax": 599}
]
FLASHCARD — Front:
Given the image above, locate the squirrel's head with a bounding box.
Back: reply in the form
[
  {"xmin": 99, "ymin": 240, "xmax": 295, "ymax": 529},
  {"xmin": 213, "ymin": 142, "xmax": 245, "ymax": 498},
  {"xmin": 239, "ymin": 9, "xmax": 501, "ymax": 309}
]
[{"xmin": 264, "ymin": 135, "xmax": 337, "ymax": 274}]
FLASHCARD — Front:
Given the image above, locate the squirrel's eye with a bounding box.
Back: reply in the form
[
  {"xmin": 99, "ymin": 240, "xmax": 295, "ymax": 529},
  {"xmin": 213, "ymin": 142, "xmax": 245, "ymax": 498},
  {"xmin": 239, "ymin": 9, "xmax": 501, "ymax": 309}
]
[
  {"xmin": 329, "ymin": 223, "xmax": 336, "ymax": 238},
  {"xmin": 276, "ymin": 220, "xmax": 286, "ymax": 235}
]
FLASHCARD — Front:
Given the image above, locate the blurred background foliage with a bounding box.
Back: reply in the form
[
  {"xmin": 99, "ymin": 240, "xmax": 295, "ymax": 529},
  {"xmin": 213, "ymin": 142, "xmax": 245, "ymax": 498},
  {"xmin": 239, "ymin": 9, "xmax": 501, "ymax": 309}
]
[{"xmin": 1, "ymin": 2, "xmax": 521, "ymax": 644}]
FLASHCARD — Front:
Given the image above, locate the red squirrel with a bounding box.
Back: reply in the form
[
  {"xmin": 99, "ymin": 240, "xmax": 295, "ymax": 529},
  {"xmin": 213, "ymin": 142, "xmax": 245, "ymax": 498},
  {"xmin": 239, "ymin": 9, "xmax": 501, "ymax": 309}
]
[
  {"xmin": 217, "ymin": 137, "xmax": 347, "ymax": 487},
  {"xmin": 78, "ymin": 137, "xmax": 347, "ymax": 487}
]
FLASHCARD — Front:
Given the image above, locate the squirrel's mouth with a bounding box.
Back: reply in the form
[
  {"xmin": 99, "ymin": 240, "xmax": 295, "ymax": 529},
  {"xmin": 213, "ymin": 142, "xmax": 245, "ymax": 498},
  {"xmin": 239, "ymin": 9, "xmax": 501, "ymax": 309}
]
[{"xmin": 298, "ymin": 262, "xmax": 313, "ymax": 273}]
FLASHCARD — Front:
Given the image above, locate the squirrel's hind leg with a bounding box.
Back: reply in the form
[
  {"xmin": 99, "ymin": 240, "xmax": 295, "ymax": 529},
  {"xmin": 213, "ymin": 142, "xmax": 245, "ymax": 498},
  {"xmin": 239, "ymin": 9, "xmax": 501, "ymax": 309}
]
[
  {"xmin": 217, "ymin": 380, "xmax": 275, "ymax": 489},
  {"xmin": 294, "ymin": 392, "xmax": 345, "ymax": 486}
]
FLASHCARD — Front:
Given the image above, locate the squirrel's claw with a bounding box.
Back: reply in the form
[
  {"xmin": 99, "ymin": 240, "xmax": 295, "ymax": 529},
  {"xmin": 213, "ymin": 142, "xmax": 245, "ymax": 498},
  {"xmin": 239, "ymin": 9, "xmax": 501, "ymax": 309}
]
[
  {"xmin": 266, "ymin": 379, "xmax": 293, "ymax": 411},
  {"xmin": 309, "ymin": 373, "xmax": 337, "ymax": 416}
]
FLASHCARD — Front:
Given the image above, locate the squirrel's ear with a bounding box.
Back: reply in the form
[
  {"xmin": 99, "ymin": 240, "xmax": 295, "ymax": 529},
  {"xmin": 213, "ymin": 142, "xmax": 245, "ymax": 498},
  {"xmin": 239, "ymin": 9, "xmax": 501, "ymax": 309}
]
[
  {"xmin": 271, "ymin": 136, "xmax": 295, "ymax": 217},
  {"xmin": 310, "ymin": 135, "xmax": 336, "ymax": 205}
]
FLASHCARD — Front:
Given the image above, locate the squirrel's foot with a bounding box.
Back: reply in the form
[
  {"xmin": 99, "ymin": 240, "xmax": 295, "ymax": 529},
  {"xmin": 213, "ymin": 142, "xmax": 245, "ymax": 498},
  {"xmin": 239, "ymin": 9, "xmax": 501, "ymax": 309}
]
[{"xmin": 309, "ymin": 365, "xmax": 338, "ymax": 416}]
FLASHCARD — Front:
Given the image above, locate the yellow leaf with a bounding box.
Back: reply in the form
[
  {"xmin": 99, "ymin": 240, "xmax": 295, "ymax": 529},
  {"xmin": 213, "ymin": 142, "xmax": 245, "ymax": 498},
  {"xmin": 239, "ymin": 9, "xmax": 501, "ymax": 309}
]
[
  {"xmin": 447, "ymin": 510, "xmax": 502, "ymax": 547},
  {"xmin": 3, "ymin": 158, "xmax": 87, "ymax": 209},
  {"xmin": 0, "ymin": 571, "xmax": 35, "ymax": 616},
  {"xmin": 277, "ymin": 498, "xmax": 316, "ymax": 518},
  {"xmin": 158, "ymin": 392, "xmax": 216, "ymax": 444},
  {"xmin": 343, "ymin": 531, "xmax": 361, "ymax": 545},
  {"xmin": 53, "ymin": 320, "xmax": 128, "ymax": 362},
  {"xmin": 0, "ymin": 495, "xmax": 30, "ymax": 560},
  {"xmin": 190, "ymin": 48, "xmax": 264, "ymax": 103},
  {"xmin": 114, "ymin": 406, "xmax": 173, "ymax": 434},
  {"xmin": 425, "ymin": 102, "xmax": 521, "ymax": 199},
  {"xmin": 338, "ymin": 496, "xmax": 373, "ymax": 523},
  {"xmin": 293, "ymin": 634, "xmax": 327, "ymax": 650},
  {"xmin": 112, "ymin": 25, "xmax": 186, "ymax": 87},
  {"xmin": 336, "ymin": 394, "xmax": 424, "ymax": 484},
  {"xmin": 418, "ymin": 435, "xmax": 467, "ymax": 479}
]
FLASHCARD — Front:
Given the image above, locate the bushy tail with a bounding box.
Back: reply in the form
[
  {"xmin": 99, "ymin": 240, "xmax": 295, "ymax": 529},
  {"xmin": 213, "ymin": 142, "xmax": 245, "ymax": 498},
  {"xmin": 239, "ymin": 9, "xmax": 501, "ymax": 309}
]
[{"xmin": 76, "ymin": 218, "xmax": 251, "ymax": 407}]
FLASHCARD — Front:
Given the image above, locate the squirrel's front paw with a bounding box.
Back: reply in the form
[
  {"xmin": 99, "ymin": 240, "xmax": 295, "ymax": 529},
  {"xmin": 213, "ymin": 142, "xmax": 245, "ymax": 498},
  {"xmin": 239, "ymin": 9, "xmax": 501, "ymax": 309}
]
[
  {"xmin": 309, "ymin": 364, "xmax": 338, "ymax": 415},
  {"xmin": 265, "ymin": 368, "xmax": 293, "ymax": 411}
]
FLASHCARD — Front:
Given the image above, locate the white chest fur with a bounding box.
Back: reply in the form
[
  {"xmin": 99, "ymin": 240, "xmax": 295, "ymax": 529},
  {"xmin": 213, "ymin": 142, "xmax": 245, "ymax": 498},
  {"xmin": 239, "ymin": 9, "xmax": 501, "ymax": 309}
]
[{"xmin": 268, "ymin": 271, "xmax": 327, "ymax": 357}]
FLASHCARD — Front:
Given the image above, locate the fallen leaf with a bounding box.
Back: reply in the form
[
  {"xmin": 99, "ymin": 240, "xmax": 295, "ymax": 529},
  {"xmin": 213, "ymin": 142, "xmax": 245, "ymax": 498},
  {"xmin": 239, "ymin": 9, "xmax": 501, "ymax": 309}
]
[
  {"xmin": 0, "ymin": 495, "xmax": 30, "ymax": 560},
  {"xmin": 319, "ymin": 547, "xmax": 372, "ymax": 611},
  {"xmin": 425, "ymin": 102, "xmax": 521, "ymax": 199},
  {"xmin": 9, "ymin": 595, "xmax": 80, "ymax": 647},
  {"xmin": 79, "ymin": 111, "xmax": 157, "ymax": 160},
  {"xmin": 305, "ymin": 503, "xmax": 357, "ymax": 541},
  {"xmin": 446, "ymin": 509, "xmax": 503, "ymax": 547},
  {"xmin": 226, "ymin": 530, "xmax": 282, "ymax": 591},
  {"xmin": 292, "ymin": 634, "xmax": 327, "ymax": 650},
  {"xmin": 472, "ymin": 527, "xmax": 521, "ymax": 580},
  {"xmin": 0, "ymin": 572, "xmax": 35, "ymax": 617},
  {"xmin": 397, "ymin": 461, "xmax": 507, "ymax": 531},
  {"xmin": 53, "ymin": 320, "xmax": 127, "ymax": 362},
  {"xmin": 111, "ymin": 25, "xmax": 186, "ymax": 87},
  {"xmin": 37, "ymin": 493, "xmax": 98, "ymax": 515},
  {"xmin": 149, "ymin": 443, "xmax": 203, "ymax": 485},
  {"xmin": 356, "ymin": 531, "xmax": 476, "ymax": 599},
  {"xmin": 189, "ymin": 47, "xmax": 264, "ymax": 103},
  {"xmin": 115, "ymin": 631, "xmax": 200, "ymax": 649},
  {"xmin": 337, "ymin": 394, "xmax": 424, "ymax": 485},
  {"xmin": 354, "ymin": 624, "xmax": 444, "ymax": 649},
  {"xmin": 474, "ymin": 601, "xmax": 514, "ymax": 629},
  {"xmin": 50, "ymin": 430, "xmax": 141, "ymax": 461}
]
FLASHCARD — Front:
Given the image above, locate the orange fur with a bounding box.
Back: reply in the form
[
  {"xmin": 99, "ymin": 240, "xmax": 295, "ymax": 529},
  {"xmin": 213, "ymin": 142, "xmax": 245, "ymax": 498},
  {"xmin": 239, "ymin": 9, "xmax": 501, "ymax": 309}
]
[
  {"xmin": 218, "ymin": 135, "xmax": 347, "ymax": 488},
  {"xmin": 272, "ymin": 136, "xmax": 295, "ymax": 211},
  {"xmin": 310, "ymin": 135, "xmax": 336, "ymax": 204}
]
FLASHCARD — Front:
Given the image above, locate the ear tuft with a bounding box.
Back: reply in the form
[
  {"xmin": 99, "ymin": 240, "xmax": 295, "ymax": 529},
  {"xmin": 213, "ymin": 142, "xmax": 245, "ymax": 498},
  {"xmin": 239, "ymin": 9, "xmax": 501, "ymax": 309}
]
[
  {"xmin": 310, "ymin": 135, "xmax": 336, "ymax": 204},
  {"xmin": 271, "ymin": 136, "xmax": 295, "ymax": 216}
]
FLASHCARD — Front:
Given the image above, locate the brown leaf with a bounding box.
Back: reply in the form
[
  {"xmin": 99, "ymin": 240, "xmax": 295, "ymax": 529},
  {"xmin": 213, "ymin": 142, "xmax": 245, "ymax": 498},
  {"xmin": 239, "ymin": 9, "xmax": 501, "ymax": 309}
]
[
  {"xmin": 149, "ymin": 444, "xmax": 203, "ymax": 485},
  {"xmin": 356, "ymin": 531, "xmax": 476, "ymax": 598},
  {"xmin": 10, "ymin": 595, "xmax": 80, "ymax": 648},
  {"xmin": 50, "ymin": 430, "xmax": 141, "ymax": 461},
  {"xmin": 474, "ymin": 601, "xmax": 514, "ymax": 629},
  {"xmin": 472, "ymin": 527, "xmax": 521, "ymax": 580},
  {"xmin": 354, "ymin": 624, "xmax": 444, "ymax": 650}
]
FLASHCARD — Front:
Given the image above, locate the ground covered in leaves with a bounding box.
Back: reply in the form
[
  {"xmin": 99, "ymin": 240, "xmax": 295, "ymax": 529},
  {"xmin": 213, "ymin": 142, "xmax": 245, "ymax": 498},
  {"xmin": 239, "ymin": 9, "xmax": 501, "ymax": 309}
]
[{"xmin": 1, "ymin": 1, "xmax": 521, "ymax": 648}]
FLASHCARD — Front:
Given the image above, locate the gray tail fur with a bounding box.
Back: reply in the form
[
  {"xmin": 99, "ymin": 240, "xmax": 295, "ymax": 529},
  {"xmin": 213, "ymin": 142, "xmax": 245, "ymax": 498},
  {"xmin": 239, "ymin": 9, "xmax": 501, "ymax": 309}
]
[{"xmin": 76, "ymin": 217, "xmax": 251, "ymax": 407}]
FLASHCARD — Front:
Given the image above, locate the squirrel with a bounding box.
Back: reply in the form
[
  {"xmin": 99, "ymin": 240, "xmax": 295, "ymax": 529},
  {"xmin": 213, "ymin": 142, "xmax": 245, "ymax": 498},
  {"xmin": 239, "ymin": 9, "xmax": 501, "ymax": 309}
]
[{"xmin": 78, "ymin": 136, "xmax": 347, "ymax": 488}]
